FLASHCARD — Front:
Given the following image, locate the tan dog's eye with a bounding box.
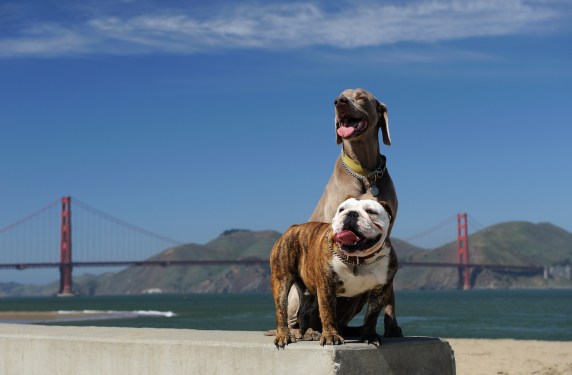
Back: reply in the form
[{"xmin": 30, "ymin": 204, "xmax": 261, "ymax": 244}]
[{"xmin": 365, "ymin": 209, "xmax": 377, "ymax": 215}]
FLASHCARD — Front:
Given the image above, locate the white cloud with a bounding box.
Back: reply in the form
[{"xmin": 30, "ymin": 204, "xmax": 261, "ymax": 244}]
[
  {"xmin": 0, "ymin": 0, "xmax": 566, "ymax": 58},
  {"xmin": 0, "ymin": 25, "xmax": 88, "ymax": 57}
]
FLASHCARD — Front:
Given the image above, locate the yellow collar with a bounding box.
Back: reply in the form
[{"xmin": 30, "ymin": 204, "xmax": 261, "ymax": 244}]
[{"xmin": 341, "ymin": 149, "xmax": 371, "ymax": 175}]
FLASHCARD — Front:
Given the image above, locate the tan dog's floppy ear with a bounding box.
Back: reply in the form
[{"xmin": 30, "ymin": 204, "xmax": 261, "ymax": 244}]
[{"xmin": 377, "ymin": 101, "xmax": 391, "ymax": 146}]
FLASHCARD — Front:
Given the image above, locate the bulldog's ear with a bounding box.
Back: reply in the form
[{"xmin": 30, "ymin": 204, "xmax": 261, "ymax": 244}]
[
  {"xmin": 377, "ymin": 101, "xmax": 391, "ymax": 146},
  {"xmin": 379, "ymin": 201, "xmax": 393, "ymax": 223}
]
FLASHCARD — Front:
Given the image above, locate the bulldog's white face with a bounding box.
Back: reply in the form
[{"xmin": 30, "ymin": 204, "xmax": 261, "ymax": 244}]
[{"xmin": 331, "ymin": 198, "xmax": 390, "ymax": 256}]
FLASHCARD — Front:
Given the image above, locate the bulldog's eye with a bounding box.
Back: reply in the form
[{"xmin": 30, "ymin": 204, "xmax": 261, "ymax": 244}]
[
  {"xmin": 365, "ymin": 209, "xmax": 377, "ymax": 215},
  {"xmin": 338, "ymin": 208, "xmax": 345, "ymax": 213}
]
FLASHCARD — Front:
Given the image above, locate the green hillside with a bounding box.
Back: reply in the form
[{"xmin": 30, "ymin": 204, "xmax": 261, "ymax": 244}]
[
  {"xmin": 392, "ymin": 238, "xmax": 427, "ymax": 261},
  {"xmin": 395, "ymin": 222, "xmax": 572, "ymax": 289},
  {"xmin": 87, "ymin": 230, "xmax": 280, "ymax": 295},
  {"xmin": 206, "ymin": 229, "xmax": 282, "ymax": 259}
]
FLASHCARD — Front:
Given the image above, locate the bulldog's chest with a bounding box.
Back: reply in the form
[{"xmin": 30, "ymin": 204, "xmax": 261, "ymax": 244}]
[{"xmin": 330, "ymin": 256, "xmax": 390, "ymax": 297}]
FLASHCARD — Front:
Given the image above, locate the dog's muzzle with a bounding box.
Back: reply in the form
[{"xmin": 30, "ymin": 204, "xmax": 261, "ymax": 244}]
[
  {"xmin": 333, "ymin": 211, "xmax": 382, "ymax": 253},
  {"xmin": 335, "ymin": 97, "xmax": 368, "ymax": 139}
]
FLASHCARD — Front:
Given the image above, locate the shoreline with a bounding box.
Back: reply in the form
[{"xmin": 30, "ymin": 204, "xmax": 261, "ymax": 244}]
[
  {"xmin": 0, "ymin": 310, "xmax": 175, "ymax": 324},
  {"xmin": 0, "ymin": 311, "xmax": 120, "ymax": 324}
]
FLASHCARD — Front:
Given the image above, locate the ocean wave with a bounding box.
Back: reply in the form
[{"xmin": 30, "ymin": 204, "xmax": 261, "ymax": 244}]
[{"xmin": 55, "ymin": 310, "xmax": 176, "ymax": 318}]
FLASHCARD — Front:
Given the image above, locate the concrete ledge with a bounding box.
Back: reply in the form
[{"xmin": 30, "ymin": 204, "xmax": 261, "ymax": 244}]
[{"xmin": 0, "ymin": 324, "xmax": 455, "ymax": 375}]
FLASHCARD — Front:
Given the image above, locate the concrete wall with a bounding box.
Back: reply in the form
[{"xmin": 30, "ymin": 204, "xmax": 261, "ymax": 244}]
[{"xmin": 0, "ymin": 324, "xmax": 455, "ymax": 375}]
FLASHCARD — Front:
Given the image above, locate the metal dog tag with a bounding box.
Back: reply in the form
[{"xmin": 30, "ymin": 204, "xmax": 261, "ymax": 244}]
[{"xmin": 370, "ymin": 185, "xmax": 379, "ymax": 196}]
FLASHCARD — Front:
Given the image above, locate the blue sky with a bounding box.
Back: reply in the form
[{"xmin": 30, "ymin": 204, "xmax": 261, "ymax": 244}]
[{"xmin": 1, "ymin": 0, "xmax": 572, "ymax": 283}]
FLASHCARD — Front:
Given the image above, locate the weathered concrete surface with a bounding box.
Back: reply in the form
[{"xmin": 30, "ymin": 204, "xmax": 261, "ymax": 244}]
[{"xmin": 0, "ymin": 324, "xmax": 455, "ymax": 375}]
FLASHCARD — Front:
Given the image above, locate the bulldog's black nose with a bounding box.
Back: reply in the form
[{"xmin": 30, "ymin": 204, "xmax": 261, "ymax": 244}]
[
  {"xmin": 346, "ymin": 211, "xmax": 359, "ymax": 218},
  {"xmin": 334, "ymin": 96, "xmax": 349, "ymax": 107},
  {"xmin": 343, "ymin": 210, "xmax": 359, "ymax": 227}
]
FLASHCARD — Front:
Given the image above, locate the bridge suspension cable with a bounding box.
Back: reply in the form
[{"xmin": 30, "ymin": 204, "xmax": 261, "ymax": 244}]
[
  {"xmin": 467, "ymin": 214, "xmax": 486, "ymax": 232},
  {"xmin": 72, "ymin": 198, "xmax": 183, "ymax": 246},
  {"xmin": 402, "ymin": 214, "xmax": 458, "ymax": 243},
  {"xmin": 0, "ymin": 199, "xmax": 61, "ymax": 264},
  {"xmin": 0, "ymin": 199, "xmax": 60, "ymax": 234}
]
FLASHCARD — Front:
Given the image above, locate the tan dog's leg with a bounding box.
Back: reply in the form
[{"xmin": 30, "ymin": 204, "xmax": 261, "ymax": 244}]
[
  {"xmin": 360, "ymin": 286, "xmax": 387, "ymax": 345},
  {"xmin": 383, "ymin": 285, "xmax": 403, "ymax": 338},
  {"xmin": 287, "ymin": 286, "xmax": 299, "ymax": 328}
]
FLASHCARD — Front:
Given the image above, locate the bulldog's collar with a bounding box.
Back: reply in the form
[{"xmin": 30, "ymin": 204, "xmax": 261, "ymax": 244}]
[
  {"xmin": 327, "ymin": 232, "xmax": 390, "ymax": 276},
  {"xmin": 340, "ymin": 150, "xmax": 386, "ymax": 196}
]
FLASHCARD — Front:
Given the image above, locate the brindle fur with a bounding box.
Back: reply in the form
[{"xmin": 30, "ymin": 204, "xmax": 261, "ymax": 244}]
[{"xmin": 270, "ymin": 222, "xmax": 399, "ymax": 348}]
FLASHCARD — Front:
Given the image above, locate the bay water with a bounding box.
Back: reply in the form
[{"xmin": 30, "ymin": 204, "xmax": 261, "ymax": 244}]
[{"xmin": 1, "ymin": 289, "xmax": 570, "ymax": 341}]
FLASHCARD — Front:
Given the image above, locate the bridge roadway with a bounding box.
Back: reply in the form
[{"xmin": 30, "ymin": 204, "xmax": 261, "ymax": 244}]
[{"xmin": 0, "ymin": 259, "xmax": 545, "ymax": 273}]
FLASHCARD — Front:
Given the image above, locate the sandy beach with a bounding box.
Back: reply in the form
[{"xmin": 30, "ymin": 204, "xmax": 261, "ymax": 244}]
[{"xmin": 448, "ymin": 339, "xmax": 572, "ymax": 375}]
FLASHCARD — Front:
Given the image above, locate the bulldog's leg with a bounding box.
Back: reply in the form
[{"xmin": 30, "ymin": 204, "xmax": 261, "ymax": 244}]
[
  {"xmin": 317, "ymin": 282, "xmax": 344, "ymax": 346},
  {"xmin": 382, "ymin": 285, "xmax": 403, "ymax": 338},
  {"xmin": 271, "ymin": 274, "xmax": 296, "ymax": 348}
]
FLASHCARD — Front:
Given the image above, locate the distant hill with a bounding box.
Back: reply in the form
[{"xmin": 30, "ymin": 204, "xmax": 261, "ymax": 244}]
[
  {"xmin": 88, "ymin": 229, "xmax": 281, "ymax": 295},
  {"xmin": 1, "ymin": 222, "xmax": 571, "ymax": 296},
  {"xmin": 0, "ymin": 281, "xmax": 55, "ymax": 297},
  {"xmin": 395, "ymin": 222, "xmax": 572, "ymax": 289},
  {"xmin": 392, "ymin": 238, "xmax": 427, "ymax": 261}
]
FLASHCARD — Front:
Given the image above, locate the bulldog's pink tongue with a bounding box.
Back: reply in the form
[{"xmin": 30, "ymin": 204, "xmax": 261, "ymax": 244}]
[
  {"xmin": 337, "ymin": 126, "xmax": 355, "ymax": 138},
  {"xmin": 334, "ymin": 230, "xmax": 360, "ymax": 245}
]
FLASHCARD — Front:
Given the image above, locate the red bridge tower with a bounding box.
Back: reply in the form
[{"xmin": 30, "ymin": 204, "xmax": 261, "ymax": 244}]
[
  {"xmin": 58, "ymin": 196, "xmax": 74, "ymax": 296},
  {"xmin": 457, "ymin": 213, "xmax": 471, "ymax": 290}
]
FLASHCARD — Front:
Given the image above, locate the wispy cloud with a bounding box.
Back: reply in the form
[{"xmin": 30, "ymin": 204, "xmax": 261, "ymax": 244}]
[{"xmin": 0, "ymin": 0, "xmax": 567, "ymax": 58}]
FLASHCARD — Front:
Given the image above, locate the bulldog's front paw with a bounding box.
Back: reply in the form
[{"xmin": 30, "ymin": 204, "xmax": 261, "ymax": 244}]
[
  {"xmin": 274, "ymin": 331, "xmax": 295, "ymax": 349},
  {"xmin": 319, "ymin": 331, "xmax": 344, "ymax": 346}
]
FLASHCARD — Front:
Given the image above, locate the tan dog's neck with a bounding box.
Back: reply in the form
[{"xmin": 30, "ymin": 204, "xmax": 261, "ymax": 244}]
[{"xmin": 342, "ymin": 137, "xmax": 381, "ymax": 171}]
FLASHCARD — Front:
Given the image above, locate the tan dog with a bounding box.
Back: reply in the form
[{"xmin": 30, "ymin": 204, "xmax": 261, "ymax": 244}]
[
  {"xmin": 311, "ymin": 88, "xmax": 397, "ymax": 223},
  {"xmin": 287, "ymin": 88, "xmax": 402, "ymax": 338},
  {"xmin": 271, "ymin": 198, "xmax": 399, "ymax": 348}
]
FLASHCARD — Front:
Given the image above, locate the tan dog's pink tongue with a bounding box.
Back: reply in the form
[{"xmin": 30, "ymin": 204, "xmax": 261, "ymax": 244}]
[
  {"xmin": 337, "ymin": 126, "xmax": 355, "ymax": 138},
  {"xmin": 334, "ymin": 230, "xmax": 360, "ymax": 245}
]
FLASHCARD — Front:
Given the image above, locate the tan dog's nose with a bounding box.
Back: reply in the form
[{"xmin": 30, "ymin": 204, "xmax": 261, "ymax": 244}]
[{"xmin": 334, "ymin": 96, "xmax": 349, "ymax": 107}]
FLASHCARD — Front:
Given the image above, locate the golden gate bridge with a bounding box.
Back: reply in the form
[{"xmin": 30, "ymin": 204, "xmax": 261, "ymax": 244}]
[{"xmin": 0, "ymin": 197, "xmax": 545, "ymax": 295}]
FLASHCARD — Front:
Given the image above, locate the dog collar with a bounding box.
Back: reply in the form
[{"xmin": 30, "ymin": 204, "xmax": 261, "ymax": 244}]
[
  {"xmin": 340, "ymin": 150, "xmax": 386, "ymax": 196},
  {"xmin": 327, "ymin": 232, "xmax": 390, "ymax": 276}
]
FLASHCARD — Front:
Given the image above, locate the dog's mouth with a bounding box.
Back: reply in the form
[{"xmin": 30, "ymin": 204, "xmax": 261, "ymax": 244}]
[
  {"xmin": 333, "ymin": 229, "xmax": 382, "ymax": 254},
  {"xmin": 336, "ymin": 114, "xmax": 368, "ymax": 139}
]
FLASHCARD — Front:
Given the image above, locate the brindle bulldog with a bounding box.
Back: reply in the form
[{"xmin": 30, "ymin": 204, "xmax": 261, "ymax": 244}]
[{"xmin": 271, "ymin": 198, "xmax": 399, "ymax": 348}]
